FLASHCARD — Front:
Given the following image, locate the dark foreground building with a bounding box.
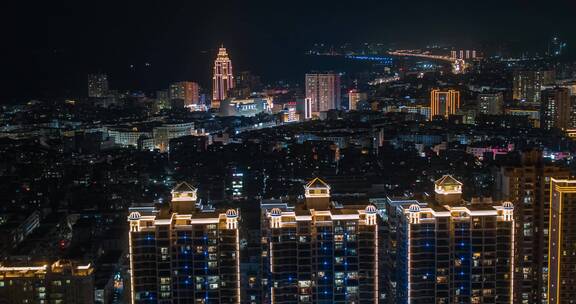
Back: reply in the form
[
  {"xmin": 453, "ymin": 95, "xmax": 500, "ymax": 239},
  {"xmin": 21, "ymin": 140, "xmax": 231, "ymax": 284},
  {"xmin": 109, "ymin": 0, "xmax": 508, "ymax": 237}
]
[{"xmin": 0, "ymin": 260, "xmax": 94, "ymax": 304}]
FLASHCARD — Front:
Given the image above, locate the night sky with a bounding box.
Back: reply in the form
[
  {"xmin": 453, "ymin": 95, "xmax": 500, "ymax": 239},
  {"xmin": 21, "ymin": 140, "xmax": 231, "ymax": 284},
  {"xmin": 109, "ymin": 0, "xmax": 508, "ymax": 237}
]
[{"xmin": 1, "ymin": 0, "xmax": 575, "ymax": 101}]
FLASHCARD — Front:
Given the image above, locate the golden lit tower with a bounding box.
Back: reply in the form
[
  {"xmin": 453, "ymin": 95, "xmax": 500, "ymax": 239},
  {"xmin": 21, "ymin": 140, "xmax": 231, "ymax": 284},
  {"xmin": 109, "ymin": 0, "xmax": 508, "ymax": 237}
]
[
  {"xmin": 430, "ymin": 89, "xmax": 460, "ymax": 119},
  {"xmin": 434, "ymin": 174, "xmax": 463, "ymax": 205},
  {"xmin": 212, "ymin": 46, "xmax": 234, "ymax": 109},
  {"xmin": 548, "ymin": 178, "xmax": 576, "ymax": 304}
]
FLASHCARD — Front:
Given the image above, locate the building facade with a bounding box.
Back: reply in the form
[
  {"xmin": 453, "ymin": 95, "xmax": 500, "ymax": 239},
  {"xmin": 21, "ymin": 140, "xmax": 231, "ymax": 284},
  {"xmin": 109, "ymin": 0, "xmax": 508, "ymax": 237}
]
[
  {"xmin": 494, "ymin": 150, "xmax": 570, "ymax": 304},
  {"xmin": 0, "ymin": 260, "xmax": 94, "ymax": 304},
  {"xmin": 128, "ymin": 182, "xmax": 240, "ymax": 303},
  {"xmin": 430, "ymin": 89, "xmax": 460, "ymax": 119},
  {"xmin": 169, "ymin": 81, "xmax": 200, "ymax": 107},
  {"xmin": 212, "ymin": 46, "xmax": 235, "ymax": 109},
  {"xmin": 541, "ymin": 87, "xmax": 571, "ymax": 130},
  {"xmin": 219, "ymin": 98, "xmax": 272, "ymax": 117},
  {"xmin": 381, "ymin": 176, "xmax": 514, "ymax": 304},
  {"xmin": 513, "ymin": 70, "xmax": 555, "ymax": 103},
  {"xmin": 305, "ymin": 73, "xmax": 341, "ymax": 117},
  {"xmin": 348, "ymin": 90, "xmax": 367, "ymax": 111},
  {"xmin": 477, "ymin": 92, "xmax": 504, "ymax": 115},
  {"xmin": 260, "ymin": 178, "xmax": 379, "ymax": 303},
  {"xmin": 547, "ymin": 178, "xmax": 576, "ymax": 304},
  {"xmin": 152, "ymin": 122, "xmax": 195, "ymax": 152}
]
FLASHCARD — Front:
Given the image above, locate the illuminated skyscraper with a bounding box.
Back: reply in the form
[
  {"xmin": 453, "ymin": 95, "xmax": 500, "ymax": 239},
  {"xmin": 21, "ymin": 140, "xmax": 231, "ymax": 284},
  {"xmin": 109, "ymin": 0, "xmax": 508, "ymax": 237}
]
[
  {"xmin": 260, "ymin": 178, "xmax": 379, "ymax": 303},
  {"xmin": 494, "ymin": 150, "xmax": 570, "ymax": 304},
  {"xmin": 513, "ymin": 70, "xmax": 555, "ymax": 103},
  {"xmin": 541, "ymin": 87, "xmax": 571, "ymax": 130},
  {"xmin": 381, "ymin": 176, "xmax": 514, "ymax": 304},
  {"xmin": 305, "ymin": 73, "xmax": 341, "ymax": 117},
  {"xmin": 88, "ymin": 73, "xmax": 109, "ymax": 97},
  {"xmin": 212, "ymin": 46, "xmax": 235, "ymax": 109},
  {"xmin": 169, "ymin": 81, "xmax": 200, "ymax": 107},
  {"xmin": 430, "ymin": 89, "xmax": 460, "ymax": 119},
  {"xmin": 127, "ymin": 182, "xmax": 240, "ymax": 303},
  {"xmin": 548, "ymin": 178, "xmax": 576, "ymax": 304}
]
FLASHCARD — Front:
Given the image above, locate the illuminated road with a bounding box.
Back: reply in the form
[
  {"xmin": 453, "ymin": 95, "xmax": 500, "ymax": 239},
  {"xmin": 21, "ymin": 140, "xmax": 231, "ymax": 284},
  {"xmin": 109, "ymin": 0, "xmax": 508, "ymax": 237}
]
[
  {"xmin": 388, "ymin": 50, "xmax": 466, "ymax": 73},
  {"xmin": 387, "ymin": 51, "xmax": 456, "ymax": 62}
]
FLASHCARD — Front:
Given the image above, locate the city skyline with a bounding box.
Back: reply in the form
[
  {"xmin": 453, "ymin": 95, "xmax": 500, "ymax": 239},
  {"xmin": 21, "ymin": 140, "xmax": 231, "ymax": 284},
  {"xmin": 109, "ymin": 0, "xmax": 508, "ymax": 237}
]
[
  {"xmin": 2, "ymin": 2, "xmax": 576, "ymax": 304},
  {"xmin": 1, "ymin": 0, "xmax": 576, "ymax": 100}
]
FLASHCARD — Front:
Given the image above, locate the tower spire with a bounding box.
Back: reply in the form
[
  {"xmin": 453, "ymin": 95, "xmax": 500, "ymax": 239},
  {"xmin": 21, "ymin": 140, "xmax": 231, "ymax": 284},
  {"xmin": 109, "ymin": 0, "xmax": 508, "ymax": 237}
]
[{"xmin": 212, "ymin": 45, "xmax": 234, "ymax": 109}]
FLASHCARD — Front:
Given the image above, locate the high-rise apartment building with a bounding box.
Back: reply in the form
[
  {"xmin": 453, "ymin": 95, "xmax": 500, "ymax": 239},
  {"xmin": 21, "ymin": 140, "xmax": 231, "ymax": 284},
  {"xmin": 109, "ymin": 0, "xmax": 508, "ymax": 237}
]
[
  {"xmin": 305, "ymin": 73, "xmax": 341, "ymax": 116},
  {"xmin": 127, "ymin": 182, "xmax": 240, "ymax": 303},
  {"xmin": 381, "ymin": 176, "xmax": 514, "ymax": 304},
  {"xmin": 260, "ymin": 178, "xmax": 379, "ymax": 303},
  {"xmin": 88, "ymin": 73, "xmax": 109, "ymax": 97},
  {"xmin": 348, "ymin": 90, "xmax": 367, "ymax": 111},
  {"xmin": 494, "ymin": 150, "xmax": 570, "ymax": 304},
  {"xmin": 430, "ymin": 89, "xmax": 460, "ymax": 119},
  {"xmin": 0, "ymin": 260, "xmax": 94, "ymax": 304},
  {"xmin": 513, "ymin": 70, "xmax": 555, "ymax": 103},
  {"xmin": 477, "ymin": 92, "xmax": 504, "ymax": 115},
  {"xmin": 548, "ymin": 178, "xmax": 576, "ymax": 304},
  {"xmin": 541, "ymin": 87, "xmax": 571, "ymax": 130},
  {"xmin": 169, "ymin": 81, "xmax": 200, "ymax": 107},
  {"xmin": 212, "ymin": 46, "xmax": 234, "ymax": 109}
]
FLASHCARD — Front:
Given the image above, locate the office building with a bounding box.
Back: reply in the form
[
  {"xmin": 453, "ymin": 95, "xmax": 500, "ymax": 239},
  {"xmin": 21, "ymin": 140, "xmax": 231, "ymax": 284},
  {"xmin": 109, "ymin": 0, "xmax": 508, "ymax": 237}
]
[
  {"xmin": 548, "ymin": 178, "xmax": 576, "ymax": 304},
  {"xmin": 169, "ymin": 81, "xmax": 200, "ymax": 107},
  {"xmin": 0, "ymin": 260, "xmax": 94, "ymax": 304},
  {"xmin": 477, "ymin": 92, "xmax": 504, "ymax": 115},
  {"xmin": 381, "ymin": 176, "xmax": 514, "ymax": 304},
  {"xmin": 260, "ymin": 178, "xmax": 379, "ymax": 303},
  {"xmin": 494, "ymin": 150, "xmax": 570, "ymax": 304},
  {"xmin": 152, "ymin": 122, "xmax": 195, "ymax": 152},
  {"xmin": 430, "ymin": 89, "xmax": 460, "ymax": 119},
  {"xmin": 88, "ymin": 73, "xmax": 109, "ymax": 98},
  {"xmin": 513, "ymin": 70, "xmax": 555, "ymax": 103},
  {"xmin": 108, "ymin": 127, "xmax": 153, "ymax": 148},
  {"xmin": 127, "ymin": 182, "xmax": 240, "ymax": 303},
  {"xmin": 348, "ymin": 90, "xmax": 367, "ymax": 111},
  {"xmin": 305, "ymin": 73, "xmax": 341, "ymax": 117},
  {"xmin": 219, "ymin": 97, "xmax": 272, "ymax": 117},
  {"xmin": 541, "ymin": 87, "xmax": 571, "ymax": 130},
  {"xmin": 280, "ymin": 107, "xmax": 300, "ymax": 123},
  {"xmin": 212, "ymin": 46, "xmax": 235, "ymax": 109}
]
